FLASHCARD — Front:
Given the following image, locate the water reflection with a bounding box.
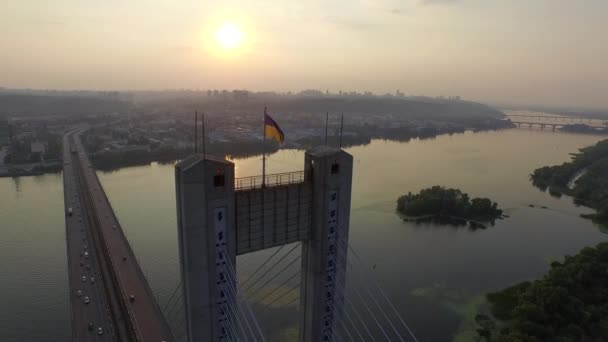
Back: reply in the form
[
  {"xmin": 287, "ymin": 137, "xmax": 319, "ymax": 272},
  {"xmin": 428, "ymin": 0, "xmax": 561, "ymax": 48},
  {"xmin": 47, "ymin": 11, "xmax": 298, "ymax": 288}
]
[{"xmin": 2, "ymin": 129, "xmax": 608, "ymax": 341}]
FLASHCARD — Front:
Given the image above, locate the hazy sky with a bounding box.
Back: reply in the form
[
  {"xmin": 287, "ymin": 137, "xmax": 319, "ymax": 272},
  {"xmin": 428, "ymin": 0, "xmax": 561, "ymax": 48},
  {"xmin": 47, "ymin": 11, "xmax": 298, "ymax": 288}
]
[{"xmin": 1, "ymin": 0, "xmax": 607, "ymax": 108}]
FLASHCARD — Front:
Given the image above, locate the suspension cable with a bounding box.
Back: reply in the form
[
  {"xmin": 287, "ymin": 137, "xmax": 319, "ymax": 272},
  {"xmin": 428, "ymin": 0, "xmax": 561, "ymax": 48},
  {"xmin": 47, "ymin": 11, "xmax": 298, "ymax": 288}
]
[
  {"xmin": 162, "ymin": 280, "xmax": 183, "ymax": 312},
  {"xmin": 239, "ymin": 244, "xmax": 287, "ymax": 288},
  {"xmin": 263, "ymin": 281, "xmax": 300, "ymax": 310},
  {"xmin": 251, "ymin": 270, "xmax": 300, "ymax": 305},
  {"xmin": 245, "ymin": 256, "xmax": 301, "ymax": 299},
  {"xmin": 223, "ymin": 266, "xmax": 259, "ymax": 341},
  {"xmin": 241, "ymin": 243, "xmax": 301, "ymax": 294},
  {"xmin": 335, "ymin": 231, "xmax": 418, "ymax": 342},
  {"xmin": 225, "ymin": 256, "xmax": 267, "ymax": 342}
]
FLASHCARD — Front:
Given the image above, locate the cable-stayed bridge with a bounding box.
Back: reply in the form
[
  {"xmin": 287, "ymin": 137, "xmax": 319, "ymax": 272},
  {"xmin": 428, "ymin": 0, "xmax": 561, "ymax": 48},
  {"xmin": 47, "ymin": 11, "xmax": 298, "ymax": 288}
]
[
  {"xmin": 174, "ymin": 147, "xmax": 419, "ymax": 342},
  {"xmin": 64, "ymin": 131, "xmax": 417, "ymax": 341}
]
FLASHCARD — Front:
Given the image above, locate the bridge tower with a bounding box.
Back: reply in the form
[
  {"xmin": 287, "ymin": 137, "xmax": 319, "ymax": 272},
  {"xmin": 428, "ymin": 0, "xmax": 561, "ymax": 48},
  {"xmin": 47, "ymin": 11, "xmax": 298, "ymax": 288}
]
[{"xmin": 175, "ymin": 146, "xmax": 353, "ymax": 342}]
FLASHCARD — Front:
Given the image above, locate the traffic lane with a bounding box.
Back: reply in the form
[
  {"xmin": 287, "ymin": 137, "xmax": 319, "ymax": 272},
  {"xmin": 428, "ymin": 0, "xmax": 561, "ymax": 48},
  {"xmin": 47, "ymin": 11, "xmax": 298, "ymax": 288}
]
[
  {"xmin": 72, "ymin": 138, "xmax": 114, "ymax": 340},
  {"xmin": 94, "ymin": 190, "xmax": 172, "ymax": 341},
  {"xmin": 66, "ymin": 187, "xmax": 108, "ymax": 340},
  {"xmin": 79, "ymin": 213, "xmax": 113, "ymax": 342},
  {"xmin": 66, "ymin": 176, "xmax": 105, "ymax": 339},
  {"xmin": 64, "ymin": 136, "xmax": 114, "ymax": 342},
  {"xmin": 74, "ymin": 143, "xmax": 172, "ymax": 341},
  {"xmin": 73, "ymin": 139, "xmax": 138, "ymax": 342}
]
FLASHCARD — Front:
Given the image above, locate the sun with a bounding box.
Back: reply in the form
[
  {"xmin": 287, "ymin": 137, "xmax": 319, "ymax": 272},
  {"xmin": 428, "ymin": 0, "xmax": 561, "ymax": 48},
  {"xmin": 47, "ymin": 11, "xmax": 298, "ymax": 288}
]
[{"xmin": 214, "ymin": 22, "xmax": 244, "ymax": 50}]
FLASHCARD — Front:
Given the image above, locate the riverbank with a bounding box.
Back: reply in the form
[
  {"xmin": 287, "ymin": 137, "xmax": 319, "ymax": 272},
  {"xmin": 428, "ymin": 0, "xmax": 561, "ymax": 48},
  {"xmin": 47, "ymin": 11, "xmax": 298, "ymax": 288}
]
[
  {"xmin": 481, "ymin": 242, "xmax": 608, "ymax": 341},
  {"xmin": 530, "ymin": 138, "xmax": 608, "ymax": 225},
  {"xmin": 0, "ymin": 162, "xmax": 62, "ymax": 178},
  {"xmin": 402, "ymin": 214, "xmax": 506, "ymax": 230}
]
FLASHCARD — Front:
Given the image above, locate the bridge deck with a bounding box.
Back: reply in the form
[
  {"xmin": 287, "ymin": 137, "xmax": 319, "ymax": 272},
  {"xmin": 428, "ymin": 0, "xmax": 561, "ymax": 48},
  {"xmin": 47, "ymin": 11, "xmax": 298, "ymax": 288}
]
[
  {"xmin": 63, "ymin": 132, "xmax": 116, "ymax": 342},
  {"xmin": 64, "ymin": 131, "xmax": 173, "ymax": 342}
]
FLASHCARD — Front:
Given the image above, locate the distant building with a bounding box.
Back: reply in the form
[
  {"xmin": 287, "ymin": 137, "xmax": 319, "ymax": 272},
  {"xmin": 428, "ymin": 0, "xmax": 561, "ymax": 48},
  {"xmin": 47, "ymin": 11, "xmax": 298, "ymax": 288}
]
[{"xmin": 31, "ymin": 141, "xmax": 46, "ymax": 154}]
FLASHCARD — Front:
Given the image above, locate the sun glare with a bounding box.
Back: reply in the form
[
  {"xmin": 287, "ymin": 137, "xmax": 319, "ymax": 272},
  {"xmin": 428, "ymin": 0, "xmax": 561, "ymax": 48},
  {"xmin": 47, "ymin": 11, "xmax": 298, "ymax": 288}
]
[{"xmin": 214, "ymin": 22, "xmax": 244, "ymax": 50}]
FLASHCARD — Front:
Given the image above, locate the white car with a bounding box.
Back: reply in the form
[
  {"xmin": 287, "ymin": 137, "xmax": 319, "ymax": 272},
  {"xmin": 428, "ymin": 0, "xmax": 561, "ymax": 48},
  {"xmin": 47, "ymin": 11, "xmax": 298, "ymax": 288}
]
[
  {"xmin": 84, "ymin": 296, "xmax": 90, "ymax": 304},
  {"xmin": 76, "ymin": 290, "xmax": 82, "ymax": 297},
  {"xmin": 90, "ymin": 277, "xmax": 95, "ymax": 283},
  {"xmin": 97, "ymin": 327, "xmax": 104, "ymax": 335},
  {"xmin": 81, "ymin": 276, "xmax": 87, "ymax": 282}
]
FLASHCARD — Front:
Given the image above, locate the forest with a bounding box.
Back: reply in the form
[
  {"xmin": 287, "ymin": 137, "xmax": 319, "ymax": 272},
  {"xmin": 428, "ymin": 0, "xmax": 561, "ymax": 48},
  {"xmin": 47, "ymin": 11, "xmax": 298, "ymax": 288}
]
[
  {"xmin": 531, "ymin": 139, "xmax": 608, "ymax": 224},
  {"xmin": 480, "ymin": 242, "xmax": 608, "ymax": 341},
  {"xmin": 396, "ymin": 186, "xmax": 503, "ymax": 224}
]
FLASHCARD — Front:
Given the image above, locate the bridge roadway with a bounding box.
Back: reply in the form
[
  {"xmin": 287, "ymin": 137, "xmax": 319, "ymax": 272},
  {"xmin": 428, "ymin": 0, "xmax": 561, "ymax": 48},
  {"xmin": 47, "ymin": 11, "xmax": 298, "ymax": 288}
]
[
  {"xmin": 63, "ymin": 131, "xmax": 115, "ymax": 341},
  {"xmin": 63, "ymin": 130, "xmax": 173, "ymax": 342},
  {"xmin": 510, "ymin": 121, "xmax": 607, "ymax": 129},
  {"xmin": 506, "ymin": 114, "xmax": 608, "ymax": 125}
]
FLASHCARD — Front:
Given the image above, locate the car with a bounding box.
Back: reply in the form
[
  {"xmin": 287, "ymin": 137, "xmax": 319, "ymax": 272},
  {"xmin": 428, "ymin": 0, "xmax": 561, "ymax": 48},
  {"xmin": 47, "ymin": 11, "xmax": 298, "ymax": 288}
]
[
  {"xmin": 84, "ymin": 296, "xmax": 90, "ymax": 304},
  {"xmin": 97, "ymin": 327, "xmax": 104, "ymax": 335},
  {"xmin": 90, "ymin": 277, "xmax": 95, "ymax": 283},
  {"xmin": 129, "ymin": 294, "xmax": 135, "ymax": 302},
  {"xmin": 76, "ymin": 290, "xmax": 82, "ymax": 297},
  {"xmin": 81, "ymin": 276, "xmax": 87, "ymax": 282},
  {"xmin": 84, "ymin": 251, "xmax": 89, "ymax": 259},
  {"xmin": 88, "ymin": 322, "xmax": 94, "ymax": 331},
  {"xmin": 85, "ymin": 264, "xmax": 91, "ymax": 270},
  {"xmin": 67, "ymin": 207, "xmax": 73, "ymax": 216}
]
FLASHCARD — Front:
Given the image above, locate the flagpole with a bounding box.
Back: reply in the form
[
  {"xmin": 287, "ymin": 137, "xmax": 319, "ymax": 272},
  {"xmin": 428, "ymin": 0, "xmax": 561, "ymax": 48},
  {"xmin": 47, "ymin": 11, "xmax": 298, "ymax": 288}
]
[
  {"xmin": 262, "ymin": 107, "xmax": 266, "ymax": 188},
  {"xmin": 339, "ymin": 113, "xmax": 344, "ymax": 149},
  {"xmin": 202, "ymin": 112, "xmax": 206, "ymax": 157},
  {"xmin": 194, "ymin": 111, "xmax": 198, "ymax": 153},
  {"xmin": 325, "ymin": 112, "xmax": 329, "ymax": 145}
]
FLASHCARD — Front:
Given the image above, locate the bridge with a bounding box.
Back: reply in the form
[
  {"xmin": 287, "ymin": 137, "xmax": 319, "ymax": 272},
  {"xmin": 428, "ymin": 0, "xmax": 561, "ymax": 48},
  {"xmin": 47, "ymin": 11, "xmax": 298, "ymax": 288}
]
[
  {"xmin": 510, "ymin": 120, "xmax": 607, "ymax": 130},
  {"xmin": 174, "ymin": 147, "xmax": 418, "ymax": 341},
  {"xmin": 63, "ymin": 130, "xmax": 173, "ymax": 341},
  {"xmin": 506, "ymin": 114, "xmax": 608, "ymax": 126},
  {"xmin": 64, "ymin": 130, "xmax": 418, "ymax": 341}
]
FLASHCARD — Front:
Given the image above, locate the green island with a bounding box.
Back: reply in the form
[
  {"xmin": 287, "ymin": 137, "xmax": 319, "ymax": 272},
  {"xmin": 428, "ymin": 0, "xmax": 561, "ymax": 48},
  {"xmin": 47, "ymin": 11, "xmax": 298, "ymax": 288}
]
[
  {"xmin": 530, "ymin": 139, "xmax": 608, "ymax": 224},
  {"xmin": 396, "ymin": 186, "xmax": 503, "ymax": 229},
  {"xmin": 478, "ymin": 242, "xmax": 608, "ymax": 341}
]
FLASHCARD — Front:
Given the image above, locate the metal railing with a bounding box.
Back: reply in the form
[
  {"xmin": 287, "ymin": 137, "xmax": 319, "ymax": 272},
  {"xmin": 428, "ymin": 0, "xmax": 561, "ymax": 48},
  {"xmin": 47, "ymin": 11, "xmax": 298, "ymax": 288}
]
[{"xmin": 235, "ymin": 170, "xmax": 306, "ymax": 190}]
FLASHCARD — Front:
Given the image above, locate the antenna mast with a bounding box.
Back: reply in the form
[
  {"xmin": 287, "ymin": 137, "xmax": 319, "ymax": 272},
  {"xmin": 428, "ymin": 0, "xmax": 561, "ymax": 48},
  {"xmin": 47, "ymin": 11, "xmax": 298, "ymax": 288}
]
[
  {"xmin": 194, "ymin": 111, "xmax": 198, "ymax": 153},
  {"xmin": 201, "ymin": 112, "xmax": 206, "ymax": 157},
  {"xmin": 339, "ymin": 114, "xmax": 344, "ymax": 149},
  {"xmin": 325, "ymin": 112, "xmax": 329, "ymax": 145}
]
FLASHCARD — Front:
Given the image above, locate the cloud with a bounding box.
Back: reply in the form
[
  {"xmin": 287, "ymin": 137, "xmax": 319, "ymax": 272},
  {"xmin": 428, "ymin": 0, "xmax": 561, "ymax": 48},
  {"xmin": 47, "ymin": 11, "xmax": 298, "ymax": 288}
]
[
  {"xmin": 323, "ymin": 15, "xmax": 375, "ymax": 31},
  {"xmin": 420, "ymin": 0, "xmax": 461, "ymax": 5}
]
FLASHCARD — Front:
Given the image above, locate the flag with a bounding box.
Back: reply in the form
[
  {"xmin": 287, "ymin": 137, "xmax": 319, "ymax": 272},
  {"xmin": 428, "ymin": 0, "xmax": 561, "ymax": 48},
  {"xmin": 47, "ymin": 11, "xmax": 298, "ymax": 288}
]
[{"xmin": 264, "ymin": 107, "xmax": 285, "ymax": 144}]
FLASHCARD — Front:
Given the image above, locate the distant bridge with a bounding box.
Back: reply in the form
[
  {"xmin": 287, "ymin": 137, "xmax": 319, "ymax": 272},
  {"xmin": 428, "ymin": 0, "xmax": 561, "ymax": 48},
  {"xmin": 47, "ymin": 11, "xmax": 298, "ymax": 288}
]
[
  {"xmin": 510, "ymin": 120, "xmax": 607, "ymax": 130},
  {"xmin": 506, "ymin": 114, "xmax": 608, "ymax": 126}
]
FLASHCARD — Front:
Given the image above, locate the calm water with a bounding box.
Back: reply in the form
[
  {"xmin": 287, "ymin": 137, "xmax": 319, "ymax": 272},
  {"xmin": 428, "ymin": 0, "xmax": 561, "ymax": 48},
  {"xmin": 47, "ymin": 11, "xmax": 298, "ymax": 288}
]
[{"xmin": 2, "ymin": 129, "xmax": 607, "ymax": 341}]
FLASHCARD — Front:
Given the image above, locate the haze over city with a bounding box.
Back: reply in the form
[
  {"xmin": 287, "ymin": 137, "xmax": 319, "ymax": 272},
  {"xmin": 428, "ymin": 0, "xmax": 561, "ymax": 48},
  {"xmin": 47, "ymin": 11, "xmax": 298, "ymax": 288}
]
[
  {"xmin": 2, "ymin": 0, "xmax": 607, "ymax": 108},
  {"xmin": 3, "ymin": 1, "xmax": 608, "ymax": 342}
]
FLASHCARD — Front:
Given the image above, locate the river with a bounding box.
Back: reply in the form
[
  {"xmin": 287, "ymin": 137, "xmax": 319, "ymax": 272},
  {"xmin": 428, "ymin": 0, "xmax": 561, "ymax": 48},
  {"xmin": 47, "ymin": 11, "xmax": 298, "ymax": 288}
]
[{"xmin": 1, "ymin": 128, "xmax": 607, "ymax": 341}]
